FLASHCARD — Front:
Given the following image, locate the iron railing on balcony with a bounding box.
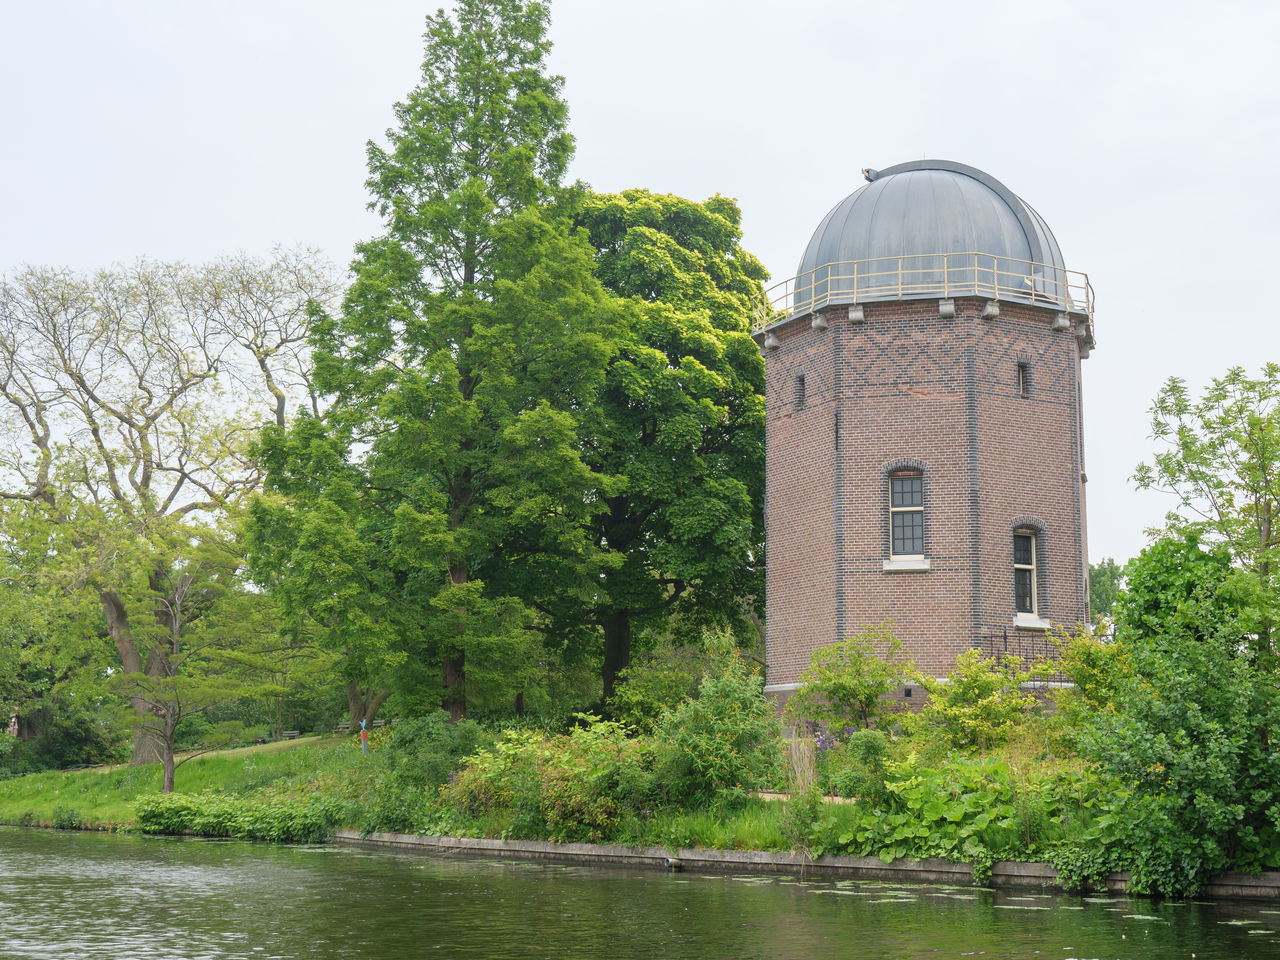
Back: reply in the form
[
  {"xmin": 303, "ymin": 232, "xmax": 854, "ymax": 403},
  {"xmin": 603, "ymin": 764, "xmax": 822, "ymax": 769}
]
[{"xmin": 753, "ymin": 252, "xmax": 1094, "ymax": 338}]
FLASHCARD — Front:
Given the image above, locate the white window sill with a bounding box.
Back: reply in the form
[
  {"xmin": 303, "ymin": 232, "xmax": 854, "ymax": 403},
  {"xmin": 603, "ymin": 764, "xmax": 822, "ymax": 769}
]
[
  {"xmin": 883, "ymin": 557, "xmax": 930, "ymax": 572},
  {"xmin": 1013, "ymin": 613, "xmax": 1051, "ymax": 631}
]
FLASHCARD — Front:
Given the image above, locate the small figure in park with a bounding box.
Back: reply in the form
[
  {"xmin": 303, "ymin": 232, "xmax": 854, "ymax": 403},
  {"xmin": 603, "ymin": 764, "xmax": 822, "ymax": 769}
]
[{"xmin": 360, "ymin": 719, "xmax": 369, "ymax": 756}]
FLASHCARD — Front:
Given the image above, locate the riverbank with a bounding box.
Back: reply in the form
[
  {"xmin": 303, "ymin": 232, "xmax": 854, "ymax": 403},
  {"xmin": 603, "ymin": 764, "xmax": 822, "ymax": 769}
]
[{"xmin": 334, "ymin": 830, "xmax": 1280, "ymax": 902}]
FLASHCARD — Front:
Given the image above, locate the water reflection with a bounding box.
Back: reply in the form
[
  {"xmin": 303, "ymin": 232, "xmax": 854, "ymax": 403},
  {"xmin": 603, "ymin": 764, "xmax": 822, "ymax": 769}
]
[{"xmin": 0, "ymin": 827, "xmax": 1275, "ymax": 959}]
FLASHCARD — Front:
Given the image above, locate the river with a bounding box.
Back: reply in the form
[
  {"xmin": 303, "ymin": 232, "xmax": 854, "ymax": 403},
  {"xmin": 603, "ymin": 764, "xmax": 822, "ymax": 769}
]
[{"xmin": 1, "ymin": 827, "xmax": 1277, "ymax": 959}]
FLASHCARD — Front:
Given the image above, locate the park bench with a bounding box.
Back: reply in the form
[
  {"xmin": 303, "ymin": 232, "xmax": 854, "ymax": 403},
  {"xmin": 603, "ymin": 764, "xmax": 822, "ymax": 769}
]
[{"xmin": 281, "ymin": 730, "xmax": 300, "ymax": 740}]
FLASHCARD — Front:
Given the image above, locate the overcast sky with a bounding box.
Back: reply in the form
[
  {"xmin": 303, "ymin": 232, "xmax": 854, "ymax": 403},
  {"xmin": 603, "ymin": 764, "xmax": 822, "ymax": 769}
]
[{"xmin": 2, "ymin": 0, "xmax": 1277, "ymax": 565}]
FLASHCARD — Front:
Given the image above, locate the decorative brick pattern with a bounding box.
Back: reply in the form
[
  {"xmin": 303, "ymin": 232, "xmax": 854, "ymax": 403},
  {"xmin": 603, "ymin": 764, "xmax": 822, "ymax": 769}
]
[{"xmin": 763, "ymin": 298, "xmax": 1089, "ymax": 686}]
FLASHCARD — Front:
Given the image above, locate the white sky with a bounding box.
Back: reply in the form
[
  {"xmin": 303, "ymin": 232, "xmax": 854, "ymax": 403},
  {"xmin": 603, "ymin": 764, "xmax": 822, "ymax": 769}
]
[{"xmin": 2, "ymin": 0, "xmax": 1278, "ymax": 566}]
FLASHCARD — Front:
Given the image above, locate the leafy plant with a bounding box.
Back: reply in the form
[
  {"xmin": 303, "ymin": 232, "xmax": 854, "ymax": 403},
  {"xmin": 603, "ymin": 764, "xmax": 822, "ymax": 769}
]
[
  {"xmin": 607, "ymin": 659, "xmax": 699, "ymax": 734},
  {"xmin": 819, "ymin": 729, "xmax": 889, "ymax": 803},
  {"xmin": 914, "ymin": 650, "xmax": 1039, "ymax": 750},
  {"xmin": 785, "ymin": 624, "xmax": 917, "ymax": 732},
  {"xmin": 653, "ymin": 653, "xmax": 784, "ymax": 807}
]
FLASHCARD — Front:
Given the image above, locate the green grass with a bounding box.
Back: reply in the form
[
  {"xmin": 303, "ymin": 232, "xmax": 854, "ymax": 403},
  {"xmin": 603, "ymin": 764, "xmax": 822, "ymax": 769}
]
[{"xmin": 0, "ymin": 736, "xmax": 355, "ymax": 829}]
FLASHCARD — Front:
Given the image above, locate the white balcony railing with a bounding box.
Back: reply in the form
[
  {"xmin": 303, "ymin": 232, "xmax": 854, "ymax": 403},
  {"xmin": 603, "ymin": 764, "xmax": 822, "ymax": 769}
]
[{"xmin": 755, "ymin": 252, "xmax": 1093, "ymax": 337}]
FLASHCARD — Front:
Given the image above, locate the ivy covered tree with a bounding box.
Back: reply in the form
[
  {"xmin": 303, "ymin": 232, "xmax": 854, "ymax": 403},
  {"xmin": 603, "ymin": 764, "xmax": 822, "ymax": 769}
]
[{"xmin": 252, "ymin": 0, "xmax": 620, "ymax": 719}]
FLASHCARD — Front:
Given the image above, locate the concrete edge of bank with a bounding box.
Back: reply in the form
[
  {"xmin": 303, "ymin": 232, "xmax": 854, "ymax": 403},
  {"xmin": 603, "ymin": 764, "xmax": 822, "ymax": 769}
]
[{"xmin": 331, "ymin": 830, "xmax": 1280, "ymax": 900}]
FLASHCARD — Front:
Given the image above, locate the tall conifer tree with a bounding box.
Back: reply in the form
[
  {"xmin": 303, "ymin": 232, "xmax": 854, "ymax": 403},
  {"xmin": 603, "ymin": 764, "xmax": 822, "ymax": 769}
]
[{"xmin": 255, "ymin": 0, "xmax": 618, "ymax": 718}]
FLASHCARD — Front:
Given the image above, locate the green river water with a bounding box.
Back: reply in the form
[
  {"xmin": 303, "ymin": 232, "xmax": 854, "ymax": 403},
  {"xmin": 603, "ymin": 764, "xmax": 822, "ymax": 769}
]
[{"xmin": 1, "ymin": 827, "xmax": 1278, "ymax": 959}]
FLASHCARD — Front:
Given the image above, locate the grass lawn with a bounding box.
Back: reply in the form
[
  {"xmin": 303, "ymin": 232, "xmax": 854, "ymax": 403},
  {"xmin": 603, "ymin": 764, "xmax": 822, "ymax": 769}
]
[{"xmin": 0, "ymin": 735, "xmax": 349, "ymax": 829}]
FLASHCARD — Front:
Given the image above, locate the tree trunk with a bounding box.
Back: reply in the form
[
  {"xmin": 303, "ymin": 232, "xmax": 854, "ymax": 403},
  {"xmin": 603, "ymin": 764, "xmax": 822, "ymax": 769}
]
[
  {"xmin": 99, "ymin": 589, "xmax": 165, "ymax": 765},
  {"xmin": 345, "ymin": 683, "xmax": 391, "ymax": 726},
  {"xmin": 602, "ymin": 610, "xmax": 632, "ymax": 703},
  {"xmin": 442, "ymin": 653, "xmax": 466, "ymax": 722}
]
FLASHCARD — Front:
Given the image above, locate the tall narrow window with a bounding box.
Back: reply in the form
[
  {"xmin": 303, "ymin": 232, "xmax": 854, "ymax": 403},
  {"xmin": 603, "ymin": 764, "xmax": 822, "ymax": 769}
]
[
  {"xmin": 794, "ymin": 373, "xmax": 806, "ymax": 407},
  {"xmin": 890, "ymin": 473, "xmax": 924, "ymax": 556},
  {"xmin": 1016, "ymin": 362, "xmax": 1030, "ymax": 398},
  {"xmin": 1014, "ymin": 530, "xmax": 1036, "ymax": 613}
]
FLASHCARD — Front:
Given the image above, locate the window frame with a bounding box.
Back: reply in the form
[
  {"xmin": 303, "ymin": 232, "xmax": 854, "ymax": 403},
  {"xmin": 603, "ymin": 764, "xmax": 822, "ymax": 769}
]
[
  {"xmin": 1013, "ymin": 530, "xmax": 1037, "ymax": 614},
  {"xmin": 882, "ymin": 461, "xmax": 930, "ymax": 571}
]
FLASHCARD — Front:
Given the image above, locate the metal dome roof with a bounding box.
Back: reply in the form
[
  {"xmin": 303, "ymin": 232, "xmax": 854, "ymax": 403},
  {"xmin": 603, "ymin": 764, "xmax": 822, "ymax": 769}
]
[{"xmin": 791, "ymin": 160, "xmax": 1076, "ymax": 313}]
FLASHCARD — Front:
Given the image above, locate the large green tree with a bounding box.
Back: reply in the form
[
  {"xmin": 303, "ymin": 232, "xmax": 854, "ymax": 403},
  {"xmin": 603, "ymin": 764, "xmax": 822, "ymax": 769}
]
[
  {"xmin": 1068, "ymin": 533, "xmax": 1280, "ymax": 895},
  {"xmin": 1134, "ymin": 364, "xmax": 1280, "ymax": 658},
  {"xmin": 556, "ymin": 190, "xmax": 768, "ymax": 698},
  {"xmin": 0, "ymin": 251, "xmax": 335, "ymax": 769},
  {"xmin": 253, "ymin": 0, "xmax": 619, "ymax": 719}
]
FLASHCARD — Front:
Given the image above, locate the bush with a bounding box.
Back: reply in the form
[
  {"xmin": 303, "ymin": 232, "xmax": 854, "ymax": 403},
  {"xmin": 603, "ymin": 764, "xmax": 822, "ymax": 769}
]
[
  {"xmin": 437, "ymin": 730, "xmax": 550, "ymax": 838},
  {"xmin": 51, "ymin": 805, "xmax": 82, "ymax": 830},
  {"xmin": 819, "ymin": 729, "xmax": 889, "ymax": 803},
  {"xmin": 538, "ymin": 717, "xmax": 653, "ymax": 842},
  {"xmin": 785, "ymin": 624, "xmax": 917, "ymax": 732},
  {"xmin": 914, "ymin": 650, "xmax": 1038, "ymax": 750},
  {"xmin": 359, "ymin": 712, "xmax": 490, "ymax": 834},
  {"xmin": 607, "ymin": 660, "xmax": 699, "ymax": 734},
  {"xmin": 653, "ymin": 653, "xmax": 784, "ymax": 807},
  {"xmin": 828, "ymin": 757, "xmax": 1071, "ymax": 880},
  {"xmin": 134, "ymin": 792, "xmax": 341, "ymax": 843},
  {"xmin": 437, "ymin": 717, "xmax": 653, "ymax": 842}
]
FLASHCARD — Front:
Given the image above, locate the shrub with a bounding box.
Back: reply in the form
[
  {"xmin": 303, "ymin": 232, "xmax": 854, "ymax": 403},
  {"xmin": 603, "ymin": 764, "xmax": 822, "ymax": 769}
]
[
  {"xmin": 914, "ymin": 649, "xmax": 1038, "ymax": 750},
  {"xmin": 360, "ymin": 712, "xmax": 490, "ymax": 834},
  {"xmin": 51, "ymin": 805, "xmax": 82, "ymax": 830},
  {"xmin": 436, "ymin": 717, "xmax": 653, "ymax": 842},
  {"xmin": 819, "ymin": 729, "xmax": 889, "ymax": 803},
  {"xmin": 653, "ymin": 653, "xmax": 784, "ymax": 807},
  {"xmin": 437, "ymin": 730, "xmax": 549, "ymax": 838},
  {"xmin": 538, "ymin": 717, "xmax": 653, "ymax": 842},
  {"xmin": 785, "ymin": 624, "xmax": 917, "ymax": 732},
  {"xmin": 134, "ymin": 793, "xmax": 341, "ymax": 843},
  {"xmin": 607, "ymin": 660, "xmax": 699, "ymax": 734},
  {"xmin": 829, "ymin": 756, "xmax": 1070, "ymax": 880}
]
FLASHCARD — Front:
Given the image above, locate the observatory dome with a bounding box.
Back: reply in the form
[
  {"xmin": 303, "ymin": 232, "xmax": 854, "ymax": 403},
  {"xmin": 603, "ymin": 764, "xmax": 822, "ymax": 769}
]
[{"xmin": 793, "ymin": 160, "xmax": 1071, "ymax": 313}]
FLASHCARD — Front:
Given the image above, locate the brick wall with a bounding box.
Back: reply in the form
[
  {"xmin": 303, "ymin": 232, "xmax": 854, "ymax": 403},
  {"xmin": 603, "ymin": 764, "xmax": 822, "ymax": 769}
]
[{"xmin": 763, "ymin": 297, "xmax": 1089, "ymax": 688}]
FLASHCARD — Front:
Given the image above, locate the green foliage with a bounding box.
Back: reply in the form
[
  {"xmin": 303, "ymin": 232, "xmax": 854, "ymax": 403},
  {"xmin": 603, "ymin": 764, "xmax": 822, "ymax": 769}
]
[
  {"xmin": 824, "ymin": 757, "xmax": 1076, "ymax": 881},
  {"xmin": 818, "ymin": 729, "xmax": 890, "ymax": 803},
  {"xmin": 254, "ymin": 0, "xmax": 622, "ymax": 720},
  {"xmin": 437, "ymin": 716, "xmax": 654, "ymax": 842},
  {"xmin": 606, "ymin": 656, "xmax": 700, "ymax": 734},
  {"xmin": 914, "ymin": 650, "xmax": 1039, "ymax": 750},
  {"xmin": 1071, "ymin": 594, "xmax": 1280, "ymax": 893},
  {"xmin": 537, "ymin": 717, "xmax": 653, "ymax": 842},
  {"xmin": 135, "ymin": 792, "xmax": 342, "ymax": 843},
  {"xmin": 51, "ymin": 805, "xmax": 82, "ymax": 830},
  {"xmin": 785, "ymin": 624, "xmax": 917, "ymax": 732},
  {"xmin": 1114, "ymin": 532, "xmax": 1257, "ymax": 643},
  {"xmin": 1088, "ymin": 557, "xmax": 1123, "ymax": 621},
  {"xmin": 652, "ymin": 654, "xmax": 784, "ymax": 806},
  {"xmin": 1051, "ymin": 625, "xmax": 1130, "ymax": 734},
  {"xmin": 558, "ymin": 190, "xmax": 769, "ymax": 696},
  {"xmin": 359, "ymin": 713, "xmax": 490, "ymax": 834},
  {"xmin": 1134, "ymin": 364, "xmax": 1280, "ymax": 657}
]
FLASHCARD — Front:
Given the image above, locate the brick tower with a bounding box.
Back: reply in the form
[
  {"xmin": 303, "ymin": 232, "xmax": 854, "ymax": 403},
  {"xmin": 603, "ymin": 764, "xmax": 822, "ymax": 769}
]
[{"xmin": 755, "ymin": 160, "xmax": 1094, "ymax": 702}]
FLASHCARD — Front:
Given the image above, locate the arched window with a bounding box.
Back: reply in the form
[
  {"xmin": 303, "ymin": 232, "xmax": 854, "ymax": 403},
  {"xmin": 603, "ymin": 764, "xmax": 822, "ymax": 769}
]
[
  {"xmin": 883, "ymin": 459, "xmax": 929, "ymax": 571},
  {"xmin": 1011, "ymin": 518, "xmax": 1048, "ymax": 626}
]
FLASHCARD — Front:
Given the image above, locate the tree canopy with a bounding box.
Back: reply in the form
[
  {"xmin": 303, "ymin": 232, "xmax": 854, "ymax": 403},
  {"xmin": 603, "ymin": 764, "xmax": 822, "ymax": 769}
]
[
  {"xmin": 1134, "ymin": 364, "xmax": 1280, "ymax": 656},
  {"xmin": 252, "ymin": 0, "xmax": 621, "ymax": 720},
  {"xmin": 0, "ymin": 251, "xmax": 337, "ymax": 781}
]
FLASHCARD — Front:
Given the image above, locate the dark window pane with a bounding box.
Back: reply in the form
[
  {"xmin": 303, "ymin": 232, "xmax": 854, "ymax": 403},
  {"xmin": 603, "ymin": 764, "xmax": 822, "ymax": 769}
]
[
  {"xmin": 891, "ymin": 476, "xmax": 922, "ymax": 508},
  {"xmin": 892, "ymin": 510, "xmax": 923, "ymax": 555},
  {"xmin": 1015, "ymin": 569, "xmax": 1034, "ymax": 612},
  {"xmin": 1014, "ymin": 533, "xmax": 1034, "ymax": 567}
]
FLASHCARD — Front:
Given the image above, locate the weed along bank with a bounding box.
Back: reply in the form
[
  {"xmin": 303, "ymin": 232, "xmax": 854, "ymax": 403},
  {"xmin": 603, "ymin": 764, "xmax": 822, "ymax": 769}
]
[{"xmin": 755, "ymin": 160, "xmax": 1095, "ymax": 705}]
